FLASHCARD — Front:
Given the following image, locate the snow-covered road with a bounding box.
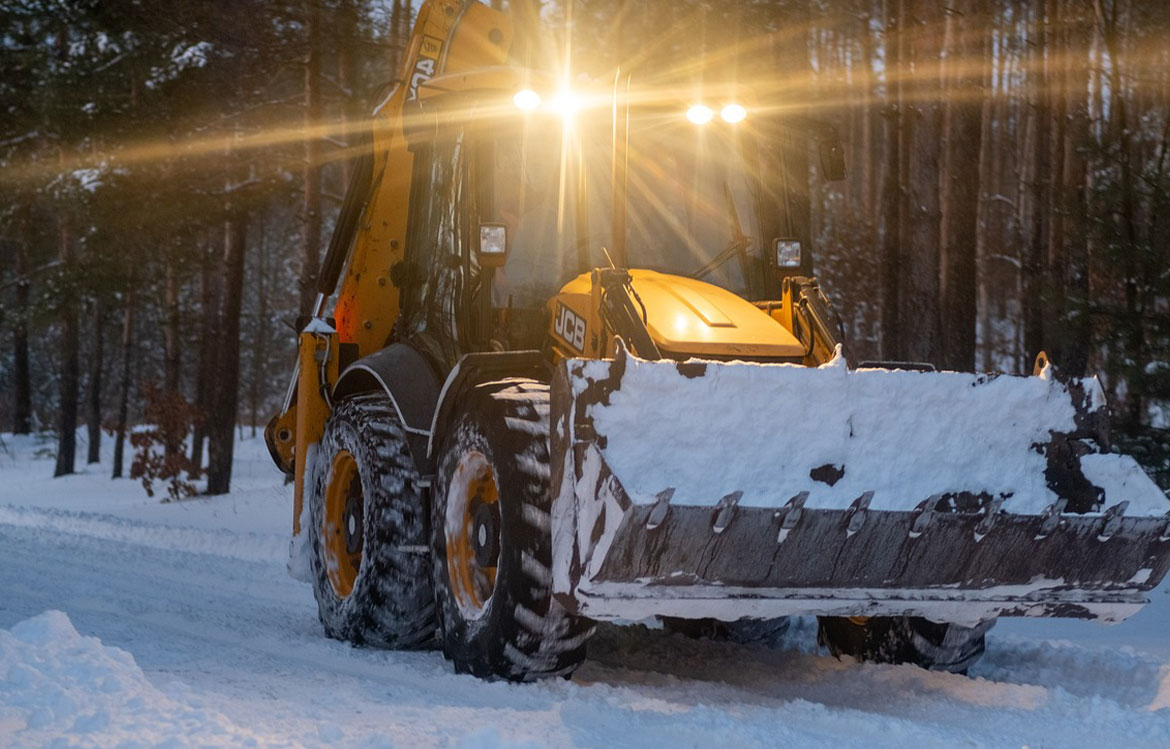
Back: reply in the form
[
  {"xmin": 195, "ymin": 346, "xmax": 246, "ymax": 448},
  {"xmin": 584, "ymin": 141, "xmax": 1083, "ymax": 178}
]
[{"xmin": 3, "ymin": 433, "xmax": 1170, "ymax": 747}]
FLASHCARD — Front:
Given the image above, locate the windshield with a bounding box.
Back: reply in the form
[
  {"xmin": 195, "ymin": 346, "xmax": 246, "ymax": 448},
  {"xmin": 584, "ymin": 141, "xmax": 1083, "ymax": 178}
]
[
  {"xmin": 481, "ymin": 109, "xmax": 776, "ymax": 309},
  {"xmin": 617, "ymin": 115, "xmax": 764, "ymax": 294}
]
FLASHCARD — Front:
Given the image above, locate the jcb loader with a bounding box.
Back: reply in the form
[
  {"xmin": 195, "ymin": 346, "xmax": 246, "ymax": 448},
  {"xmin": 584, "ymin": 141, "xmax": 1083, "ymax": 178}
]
[{"xmin": 267, "ymin": 0, "xmax": 1170, "ymax": 681}]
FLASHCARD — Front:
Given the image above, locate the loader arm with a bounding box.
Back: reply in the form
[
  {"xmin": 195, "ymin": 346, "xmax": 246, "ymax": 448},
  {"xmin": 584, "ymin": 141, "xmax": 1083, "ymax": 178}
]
[{"xmin": 759, "ymin": 276, "xmax": 843, "ymax": 367}]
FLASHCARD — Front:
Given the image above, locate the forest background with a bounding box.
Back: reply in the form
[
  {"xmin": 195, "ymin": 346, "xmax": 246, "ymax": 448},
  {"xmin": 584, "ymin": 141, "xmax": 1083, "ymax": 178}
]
[{"xmin": 1, "ymin": 0, "xmax": 1167, "ymax": 494}]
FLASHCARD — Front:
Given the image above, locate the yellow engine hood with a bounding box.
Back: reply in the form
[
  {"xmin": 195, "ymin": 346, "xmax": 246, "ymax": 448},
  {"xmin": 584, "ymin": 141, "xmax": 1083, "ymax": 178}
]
[{"xmin": 627, "ymin": 270, "xmax": 804, "ymax": 359}]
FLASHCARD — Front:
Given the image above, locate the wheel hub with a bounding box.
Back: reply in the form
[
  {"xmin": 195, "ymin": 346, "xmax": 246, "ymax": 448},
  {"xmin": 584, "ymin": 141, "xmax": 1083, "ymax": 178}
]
[
  {"xmin": 471, "ymin": 497, "xmax": 500, "ymax": 568},
  {"xmin": 445, "ymin": 451, "xmax": 500, "ymax": 620},
  {"xmin": 323, "ymin": 450, "xmax": 363, "ymax": 598},
  {"xmin": 344, "ymin": 492, "xmax": 364, "ymax": 554}
]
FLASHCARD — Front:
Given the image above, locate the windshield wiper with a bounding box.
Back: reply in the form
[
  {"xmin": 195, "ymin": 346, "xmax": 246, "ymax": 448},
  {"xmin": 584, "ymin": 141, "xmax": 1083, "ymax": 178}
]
[{"xmin": 689, "ymin": 181, "xmax": 752, "ymax": 283}]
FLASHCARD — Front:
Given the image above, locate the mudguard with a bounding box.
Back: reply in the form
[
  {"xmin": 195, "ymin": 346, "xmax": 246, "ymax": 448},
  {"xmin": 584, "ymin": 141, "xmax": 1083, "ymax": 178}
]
[{"xmin": 333, "ymin": 343, "xmax": 442, "ymax": 472}]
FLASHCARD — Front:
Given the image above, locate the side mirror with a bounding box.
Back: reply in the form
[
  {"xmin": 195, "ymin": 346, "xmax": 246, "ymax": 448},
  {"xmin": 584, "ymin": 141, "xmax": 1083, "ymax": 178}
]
[
  {"xmin": 478, "ymin": 223, "xmax": 509, "ymax": 267},
  {"xmin": 774, "ymin": 238, "xmax": 803, "ymax": 270},
  {"xmin": 818, "ymin": 135, "xmax": 847, "ymax": 182}
]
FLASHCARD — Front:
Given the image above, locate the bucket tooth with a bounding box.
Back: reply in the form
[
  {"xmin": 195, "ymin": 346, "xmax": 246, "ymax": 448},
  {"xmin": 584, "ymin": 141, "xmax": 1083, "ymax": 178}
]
[
  {"xmin": 1035, "ymin": 498, "xmax": 1068, "ymax": 540},
  {"xmin": 645, "ymin": 488, "xmax": 675, "ymax": 530},
  {"xmin": 844, "ymin": 491, "xmax": 874, "ymax": 537},
  {"xmin": 910, "ymin": 496, "xmax": 942, "ymax": 538},
  {"xmin": 974, "ymin": 497, "xmax": 1006, "ymax": 542},
  {"xmin": 776, "ymin": 491, "xmax": 809, "ymax": 544},
  {"xmin": 1098, "ymin": 501, "xmax": 1129, "ymax": 542},
  {"xmin": 711, "ymin": 491, "xmax": 743, "ymax": 534}
]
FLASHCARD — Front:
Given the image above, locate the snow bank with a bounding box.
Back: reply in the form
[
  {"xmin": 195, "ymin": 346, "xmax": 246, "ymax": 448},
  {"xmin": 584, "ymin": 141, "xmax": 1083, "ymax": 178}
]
[
  {"xmin": 3, "ymin": 428, "xmax": 1170, "ymax": 747},
  {"xmin": 576, "ymin": 352, "xmax": 1169, "ymax": 515},
  {"xmin": 0, "ymin": 611, "xmax": 257, "ymax": 747}
]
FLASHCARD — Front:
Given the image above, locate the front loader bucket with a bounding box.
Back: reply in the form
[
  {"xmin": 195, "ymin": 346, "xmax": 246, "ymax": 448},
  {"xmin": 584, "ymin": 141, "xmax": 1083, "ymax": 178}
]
[{"xmin": 549, "ymin": 347, "xmax": 1170, "ymax": 625}]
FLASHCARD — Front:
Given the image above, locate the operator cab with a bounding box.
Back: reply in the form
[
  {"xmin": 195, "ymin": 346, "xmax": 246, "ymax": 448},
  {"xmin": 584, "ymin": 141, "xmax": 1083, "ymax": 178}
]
[{"xmin": 401, "ymin": 73, "xmax": 830, "ymax": 367}]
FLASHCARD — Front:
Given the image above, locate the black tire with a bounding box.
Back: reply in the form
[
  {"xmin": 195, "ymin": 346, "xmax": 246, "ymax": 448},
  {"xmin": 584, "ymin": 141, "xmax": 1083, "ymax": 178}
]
[
  {"xmin": 308, "ymin": 394, "xmax": 436, "ymax": 648},
  {"xmin": 661, "ymin": 617, "xmax": 791, "ymax": 647},
  {"xmin": 817, "ymin": 616, "xmax": 993, "ymax": 674},
  {"xmin": 431, "ymin": 380, "xmax": 593, "ymax": 681}
]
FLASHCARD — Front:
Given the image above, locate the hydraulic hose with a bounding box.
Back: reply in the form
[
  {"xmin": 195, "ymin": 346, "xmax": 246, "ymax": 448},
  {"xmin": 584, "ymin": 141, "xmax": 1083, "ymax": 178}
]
[{"xmin": 316, "ymin": 143, "xmax": 375, "ymax": 298}]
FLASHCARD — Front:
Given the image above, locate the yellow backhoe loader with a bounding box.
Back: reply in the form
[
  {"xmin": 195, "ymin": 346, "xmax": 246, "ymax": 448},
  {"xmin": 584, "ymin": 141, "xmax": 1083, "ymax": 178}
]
[{"xmin": 267, "ymin": 0, "xmax": 1170, "ymax": 681}]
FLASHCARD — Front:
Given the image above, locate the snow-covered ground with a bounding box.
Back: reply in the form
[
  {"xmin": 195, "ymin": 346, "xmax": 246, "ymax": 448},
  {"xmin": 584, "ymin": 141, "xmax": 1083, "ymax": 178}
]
[{"xmin": 2, "ymin": 430, "xmax": 1170, "ymax": 747}]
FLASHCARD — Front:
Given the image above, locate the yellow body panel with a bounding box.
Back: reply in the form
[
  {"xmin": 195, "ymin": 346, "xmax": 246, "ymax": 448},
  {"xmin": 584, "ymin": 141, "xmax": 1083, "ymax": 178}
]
[
  {"xmin": 629, "ymin": 271, "xmax": 804, "ymax": 358},
  {"xmin": 289, "ymin": 0, "xmax": 517, "ymax": 536},
  {"xmin": 547, "ymin": 273, "xmax": 603, "ymax": 360},
  {"xmin": 335, "ymin": 0, "xmax": 511, "ymax": 356},
  {"xmin": 550, "ymin": 270, "xmax": 804, "ymax": 361},
  {"xmin": 760, "ymin": 281, "xmax": 837, "ymax": 366},
  {"xmin": 292, "ymin": 327, "xmax": 341, "ymax": 535}
]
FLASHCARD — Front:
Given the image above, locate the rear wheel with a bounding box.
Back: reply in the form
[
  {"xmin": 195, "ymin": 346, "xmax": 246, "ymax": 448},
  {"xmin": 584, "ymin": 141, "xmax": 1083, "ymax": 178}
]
[
  {"xmin": 308, "ymin": 395, "xmax": 435, "ymax": 648},
  {"xmin": 431, "ymin": 380, "xmax": 592, "ymax": 681},
  {"xmin": 817, "ymin": 616, "xmax": 993, "ymax": 674}
]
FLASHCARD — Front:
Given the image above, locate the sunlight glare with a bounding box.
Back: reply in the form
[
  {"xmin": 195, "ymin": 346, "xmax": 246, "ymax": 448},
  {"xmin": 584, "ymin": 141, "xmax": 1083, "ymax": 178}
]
[
  {"xmin": 513, "ymin": 89, "xmax": 542, "ymax": 110},
  {"xmin": 549, "ymin": 90, "xmax": 581, "ymax": 118},
  {"xmin": 720, "ymin": 104, "xmax": 747, "ymax": 123},
  {"xmin": 686, "ymin": 105, "xmax": 714, "ymax": 125}
]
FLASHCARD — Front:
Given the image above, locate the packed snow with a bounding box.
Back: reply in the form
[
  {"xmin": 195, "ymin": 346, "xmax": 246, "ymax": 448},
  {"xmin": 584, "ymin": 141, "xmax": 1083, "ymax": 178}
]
[
  {"xmin": 3, "ymin": 430, "xmax": 1170, "ymax": 747},
  {"xmin": 574, "ymin": 350, "xmax": 1170, "ymax": 515}
]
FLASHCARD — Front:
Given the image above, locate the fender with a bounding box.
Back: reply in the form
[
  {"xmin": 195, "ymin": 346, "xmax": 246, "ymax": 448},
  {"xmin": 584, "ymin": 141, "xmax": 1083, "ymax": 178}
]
[
  {"xmin": 333, "ymin": 343, "xmax": 443, "ymax": 473},
  {"xmin": 426, "ymin": 350, "xmax": 547, "ymax": 465}
]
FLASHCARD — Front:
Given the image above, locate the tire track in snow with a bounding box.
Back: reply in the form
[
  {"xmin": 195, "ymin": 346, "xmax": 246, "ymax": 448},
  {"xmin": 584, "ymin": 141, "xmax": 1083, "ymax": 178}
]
[
  {"xmin": 0, "ymin": 503, "xmax": 287, "ymax": 563},
  {"xmin": 5, "ymin": 508, "xmax": 1170, "ymax": 746}
]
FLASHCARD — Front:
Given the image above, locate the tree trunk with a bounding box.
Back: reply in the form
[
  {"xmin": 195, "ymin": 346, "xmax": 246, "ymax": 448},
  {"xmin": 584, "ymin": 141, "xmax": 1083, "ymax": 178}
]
[
  {"xmin": 1097, "ymin": 0, "xmax": 1143, "ymax": 428},
  {"xmin": 85, "ymin": 300, "xmax": 104, "ymax": 464},
  {"xmin": 162, "ymin": 254, "xmax": 183, "ymax": 459},
  {"xmin": 111, "ymin": 282, "xmax": 136, "ymax": 479},
  {"xmin": 975, "ymin": 3, "xmax": 997, "ymax": 371},
  {"xmin": 1060, "ymin": 54, "xmax": 1091, "ymax": 377},
  {"xmin": 300, "ymin": 0, "xmax": 323, "ymax": 317},
  {"xmin": 190, "ymin": 238, "xmax": 220, "ymax": 477},
  {"xmin": 1045, "ymin": 0, "xmax": 1092, "ymax": 376},
  {"xmin": 939, "ymin": 0, "xmax": 986, "ymax": 372},
  {"xmin": 250, "ymin": 220, "xmax": 269, "ymax": 438},
  {"xmin": 859, "ymin": 9, "xmax": 878, "ymax": 221},
  {"xmin": 390, "ymin": 1, "xmax": 408, "ymax": 73},
  {"xmin": 1045, "ymin": 0, "xmax": 1070, "ymax": 368},
  {"xmin": 337, "ymin": 0, "xmax": 358, "ymax": 187},
  {"xmin": 12, "ymin": 244, "xmax": 32, "ymax": 435},
  {"xmin": 879, "ymin": 0, "xmax": 905, "ymax": 360},
  {"xmin": 163, "ymin": 255, "xmax": 181, "ymax": 396},
  {"xmin": 1021, "ymin": 0, "xmax": 1051, "ymax": 374},
  {"xmin": 54, "ymin": 216, "xmax": 79, "ymax": 478},
  {"xmin": 206, "ymin": 213, "xmax": 248, "ymax": 495},
  {"xmin": 898, "ymin": 0, "xmax": 943, "ymax": 365}
]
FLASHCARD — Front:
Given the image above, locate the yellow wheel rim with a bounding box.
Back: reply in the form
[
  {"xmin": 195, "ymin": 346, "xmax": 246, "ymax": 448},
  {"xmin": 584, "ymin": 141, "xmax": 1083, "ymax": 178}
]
[
  {"xmin": 324, "ymin": 450, "xmax": 363, "ymax": 598},
  {"xmin": 445, "ymin": 451, "xmax": 500, "ymax": 619}
]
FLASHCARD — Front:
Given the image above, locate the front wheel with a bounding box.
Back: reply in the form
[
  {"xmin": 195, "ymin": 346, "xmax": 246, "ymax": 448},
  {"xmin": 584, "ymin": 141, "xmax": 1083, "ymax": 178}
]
[
  {"xmin": 431, "ymin": 380, "xmax": 592, "ymax": 681},
  {"xmin": 817, "ymin": 616, "xmax": 994, "ymax": 674},
  {"xmin": 307, "ymin": 395, "xmax": 435, "ymax": 648}
]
